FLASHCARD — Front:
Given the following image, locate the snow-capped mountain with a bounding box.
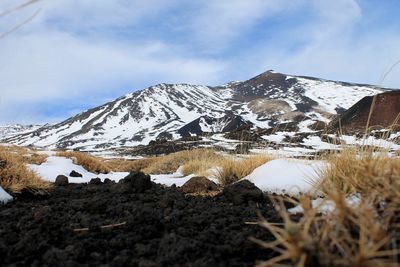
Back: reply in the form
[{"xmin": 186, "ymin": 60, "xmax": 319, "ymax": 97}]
[
  {"xmin": 5, "ymin": 71, "xmax": 386, "ymax": 150},
  {"xmin": 0, "ymin": 124, "xmax": 42, "ymax": 140}
]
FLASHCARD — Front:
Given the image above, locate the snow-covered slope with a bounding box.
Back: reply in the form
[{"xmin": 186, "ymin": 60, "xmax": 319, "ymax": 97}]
[
  {"xmin": 6, "ymin": 71, "xmax": 386, "ymax": 150},
  {"xmin": 0, "ymin": 124, "xmax": 41, "ymax": 140}
]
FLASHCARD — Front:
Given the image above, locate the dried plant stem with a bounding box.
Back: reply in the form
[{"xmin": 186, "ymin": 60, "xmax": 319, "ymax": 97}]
[
  {"xmin": 0, "ymin": 9, "xmax": 40, "ymax": 39},
  {"xmin": 0, "ymin": 0, "xmax": 40, "ymax": 17},
  {"xmin": 73, "ymin": 222, "xmax": 127, "ymax": 233}
]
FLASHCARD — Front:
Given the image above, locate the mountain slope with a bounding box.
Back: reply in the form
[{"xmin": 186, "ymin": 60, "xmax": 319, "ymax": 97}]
[
  {"xmin": 0, "ymin": 124, "xmax": 41, "ymax": 140},
  {"xmin": 6, "ymin": 71, "xmax": 386, "ymax": 150},
  {"xmin": 328, "ymin": 91, "xmax": 400, "ymax": 133}
]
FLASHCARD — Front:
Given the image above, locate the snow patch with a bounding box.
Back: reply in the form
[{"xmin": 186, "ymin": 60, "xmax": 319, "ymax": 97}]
[
  {"xmin": 289, "ymin": 194, "xmax": 361, "ymax": 214},
  {"xmin": 28, "ymin": 156, "xmax": 129, "ymax": 183},
  {"xmin": 244, "ymin": 159, "xmax": 327, "ymax": 195},
  {"xmin": 0, "ymin": 186, "xmax": 13, "ymax": 204}
]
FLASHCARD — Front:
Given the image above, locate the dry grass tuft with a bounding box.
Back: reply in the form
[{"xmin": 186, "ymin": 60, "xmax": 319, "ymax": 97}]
[
  {"xmin": 255, "ymin": 193, "xmax": 400, "ymax": 267},
  {"xmin": 141, "ymin": 149, "xmax": 271, "ymax": 185},
  {"xmin": 179, "ymin": 154, "xmax": 225, "ymax": 176},
  {"xmin": 56, "ymin": 151, "xmax": 110, "ymax": 174},
  {"xmin": 22, "ymin": 152, "xmax": 48, "ymax": 165},
  {"xmin": 254, "ymin": 146, "xmax": 400, "ymax": 266},
  {"xmin": 316, "ymin": 147, "xmax": 400, "ymax": 194},
  {"xmin": 130, "ymin": 149, "xmax": 271, "ymax": 185},
  {"xmin": 104, "ymin": 157, "xmax": 158, "ymax": 172},
  {"xmin": 216, "ymin": 154, "xmax": 272, "ymax": 186},
  {"xmin": 0, "ymin": 146, "xmax": 50, "ymax": 193},
  {"xmin": 142, "ymin": 149, "xmax": 219, "ymax": 174},
  {"xmin": 0, "ymin": 145, "xmax": 29, "ymax": 154},
  {"xmin": 0, "ymin": 145, "xmax": 48, "ymax": 165}
]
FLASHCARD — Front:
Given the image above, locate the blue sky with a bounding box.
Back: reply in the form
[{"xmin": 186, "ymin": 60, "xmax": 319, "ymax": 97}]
[{"xmin": 1, "ymin": 0, "xmax": 400, "ymax": 124}]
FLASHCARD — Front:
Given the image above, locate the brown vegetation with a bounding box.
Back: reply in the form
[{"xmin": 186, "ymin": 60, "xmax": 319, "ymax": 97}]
[
  {"xmin": 254, "ymin": 146, "xmax": 400, "ymax": 266},
  {"xmin": 56, "ymin": 151, "xmax": 110, "ymax": 174},
  {"xmin": 138, "ymin": 148, "xmax": 271, "ymax": 185},
  {"xmin": 0, "ymin": 146, "xmax": 50, "ymax": 193},
  {"xmin": 216, "ymin": 155, "xmax": 272, "ymax": 186},
  {"xmin": 106, "ymin": 149, "xmax": 272, "ymax": 186},
  {"xmin": 104, "ymin": 157, "xmax": 158, "ymax": 172},
  {"xmin": 316, "ymin": 147, "xmax": 400, "ymax": 194},
  {"xmin": 142, "ymin": 149, "xmax": 219, "ymax": 174},
  {"xmin": 22, "ymin": 152, "xmax": 48, "ymax": 165}
]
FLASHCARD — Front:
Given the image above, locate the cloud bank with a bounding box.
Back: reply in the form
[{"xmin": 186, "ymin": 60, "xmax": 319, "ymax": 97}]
[{"xmin": 0, "ymin": 0, "xmax": 399, "ymax": 124}]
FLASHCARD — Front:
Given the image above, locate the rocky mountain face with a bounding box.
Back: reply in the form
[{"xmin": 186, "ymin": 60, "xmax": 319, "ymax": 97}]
[
  {"xmin": 5, "ymin": 71, "xmax": 387, "ymax": 150},
  {"xmin": 328, "ymin": 91, "xmax": 400, "ymax": 133}
]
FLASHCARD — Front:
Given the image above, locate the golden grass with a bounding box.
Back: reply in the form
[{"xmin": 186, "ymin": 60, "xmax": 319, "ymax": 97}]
[
  {"xmin": 56, "ymin": 151, "xmax": 110, "ymax": 174},
  {"xmin": 0, "ymin": 144, "xmax": 29, "ymax": 154},
  {"xmin": 0, "ymin": 145, "xmax": 48, "ymax": 165},
  {"xmin": 104, "ymin": 157, "xmax": 158, "ymax": 172},
  {"xmin": 254, "ymin": 146, "xmax": 400, "ymax": 267},
  {"xmin": 179, "ymin": 154, "xmax": 225, "ymax": 176},
  {"xmin": 22, "ymin": 152, "xmax": 48, "ymax": 165},
  {"xmin": 0, "ymin": 147, "xmax": 50, "ymax": 193},
  {"xmin": 216, "ymin": 154, "xmax": 272, "ymax": 186},
  {"xmin": 138, "ymin": 149, "xmax": 271, "ymax": 186},
  {"xmin": 142, "ymin": 149, "xmax": 219, "ymax": 174},
  {"xmin": 316, "ymin": 147, "xmax": 400, "ymax": 194}
]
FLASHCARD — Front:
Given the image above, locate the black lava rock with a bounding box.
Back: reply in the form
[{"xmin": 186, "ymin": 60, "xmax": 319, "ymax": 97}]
[
  {"xmin": 103, "ymin": 178, "xmax": 113, "ymax": 184},
  {"xmin": 69, "ymin": 170, "xmax": 83, "ymax": 177},
  {"xmin": 181, "ymin": 176, "xmax": 219, "ymax": 194},
  {"xmin": 121, "ymin": 171, "xmax": 152, "ymax": 193},
  {"xmin": 55, "ymin": 175, "xmax": 69, "ymax": 186},
  {"xmin": 0, "ymin": 159, "xmax": 6, "ymax": 168},
  {"xmin": 221, "ymin": 180, "xmax": 264, "ymax": 205},
  {"xmin": 89, "ymin": 178, "xmax": 102, "ymax": 185},
  {"xmin": 0, "ymin": 176, "xmax": 278, "ymax": 266}
]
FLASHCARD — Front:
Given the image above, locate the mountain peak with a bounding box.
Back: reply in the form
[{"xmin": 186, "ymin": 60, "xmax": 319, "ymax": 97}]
[{"xmin": 4, "ymin": 71, "xmax": 386, "ymax": 151}]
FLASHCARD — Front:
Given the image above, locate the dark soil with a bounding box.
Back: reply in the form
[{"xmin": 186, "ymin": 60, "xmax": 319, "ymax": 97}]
[{"xmin": 0, "ymin": 173, "xmax": 281, "ymax": 267}]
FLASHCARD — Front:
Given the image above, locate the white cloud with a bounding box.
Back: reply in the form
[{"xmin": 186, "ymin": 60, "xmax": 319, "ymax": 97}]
[
  {"xmin": 188, "ymin": 0, "xmax": 301, "ymax": 50},
  {"xmin": 38, "ymin": 0, "xmax": 179, "ymax": 31},
  {"xmin": 0, "ymin": 31, "xmax": 225, "ymax": 100},
  {"xmin": 0, "ymin": 0, "xmax": 229, "ymax": 123},
  {"xmin": 238, "ymin": 0, "xmax": 400, "ymax": 88},
  {"xmin": 0, "ymin": 0, "xmax": 399, "ymax": 124}
]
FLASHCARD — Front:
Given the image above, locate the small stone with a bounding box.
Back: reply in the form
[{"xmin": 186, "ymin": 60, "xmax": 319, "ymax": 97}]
[
  {"xmin": 55, "ymin": 175, "xmax": 69, "ymax": 186},
  {"xmin": 0, "ymin": 159, "xmax": 6, "ymax": 168},
  {"xmin": 181, "ymin": 176, "xmax": 219, "ymax": 194},
  {"xmin": 69, "ymin": 170, "xmax": 83, "ymax": 177},
  {"xmin": 122, "ymin": 171, "xmax": 152, "ymax": 193},
  {"xmin": 221, "ymin": 180, "xmax": 264, "ymax": 205},
  {"xmin": 103, "ymin": 178, "xmax": 113, "ymax": 184},
  {"xmin": 89, "ymin": 178, "xmax": 102, "ymax": 185},
  {"xmin": 159, "ymin": 195, "xmax": 174, "ymax": 209}
]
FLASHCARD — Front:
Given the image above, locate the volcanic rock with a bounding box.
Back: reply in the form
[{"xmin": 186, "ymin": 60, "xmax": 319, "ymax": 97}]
[
  {"xmin": 221, "ymin": 180, "xmax": 264, "ymax": 205},
  {"xmin": 180, "ymin": 176, "xmax": 219, "ymax": 194},
  {"xmin": 55, "ymin": 175, "xmax": 69, "ymax": 186},
  {"xmin": 89, "ymin": 178, "xmax": 102, "ymax": 185},
  {"xmin": 69, "ymin": 170, "xmax": 83, "ymax": 177},
  {"xmin": 103, "ymin": 178, "xmax": 113, "ymax": 184},
  {"xmin": 121, "ymin": 171, "xmax": 152, "ymax": 193}
]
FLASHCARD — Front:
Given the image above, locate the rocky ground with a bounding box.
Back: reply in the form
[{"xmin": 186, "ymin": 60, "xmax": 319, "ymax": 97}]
[{"xmin": 0, "ymin": 172, "xmax": 282, "ymax": 267}]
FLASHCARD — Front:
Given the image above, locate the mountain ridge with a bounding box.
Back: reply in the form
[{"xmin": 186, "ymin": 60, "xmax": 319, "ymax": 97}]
[{"xmin": 4, "ymin": 70, "xmax": 389, "ymax": 150}]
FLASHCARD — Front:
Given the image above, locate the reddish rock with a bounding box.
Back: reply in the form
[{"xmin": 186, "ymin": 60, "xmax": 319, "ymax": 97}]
[
  {"xmin": 328, "ymin": 91, "xmax": 400, "ymax": 133},
  {"xmin": 181, "ymin": 176, "xmax": 219, "ymax": 194}
]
